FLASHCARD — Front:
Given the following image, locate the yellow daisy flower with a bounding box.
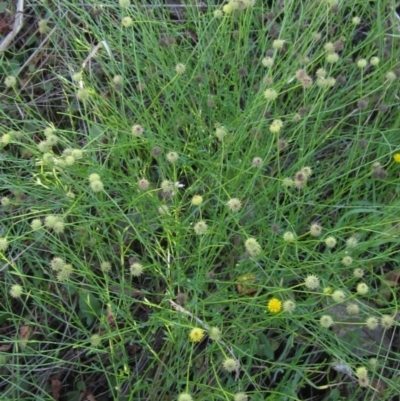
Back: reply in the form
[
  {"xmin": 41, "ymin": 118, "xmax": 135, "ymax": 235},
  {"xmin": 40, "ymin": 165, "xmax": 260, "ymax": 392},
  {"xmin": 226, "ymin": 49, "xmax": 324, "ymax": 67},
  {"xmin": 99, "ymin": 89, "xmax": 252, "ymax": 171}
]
[
  {"xmin": 189, "ymin": 328, "xmax": 205, "ymax": 342},
  {"xmin": 267, "ymin": 298, "xmax": 282, "ymax": 313}
]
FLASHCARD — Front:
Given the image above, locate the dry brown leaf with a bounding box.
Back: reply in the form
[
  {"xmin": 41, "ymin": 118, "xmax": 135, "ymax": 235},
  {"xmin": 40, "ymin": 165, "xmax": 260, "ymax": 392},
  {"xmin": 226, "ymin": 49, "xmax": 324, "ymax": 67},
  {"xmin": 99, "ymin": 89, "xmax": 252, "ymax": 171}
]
[
  {"xmin": 106, "ymin": 305, "xmax": 115, "ymax": 326},
  {"xmin": 385, "ymin": 270, "xmax": 400, "ymax": 285},
  {"xmin": 19, "ymin": 324, "xmax": 32, "ymax": 348},
  {"xmin": 86, "ymin": 393, "xmax": 97, "ymax": 401},
  {"xmin": 0, "ymin": 343, "xmax": 12, "ymax": 351},
  {"xmin": 51, "ymin": 378, "xmax": 62, "ymax": 400}
]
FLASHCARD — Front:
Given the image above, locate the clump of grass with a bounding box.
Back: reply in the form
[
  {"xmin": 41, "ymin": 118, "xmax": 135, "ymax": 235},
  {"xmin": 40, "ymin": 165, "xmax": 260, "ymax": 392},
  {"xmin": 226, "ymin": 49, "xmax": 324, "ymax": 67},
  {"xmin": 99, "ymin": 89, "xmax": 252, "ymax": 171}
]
[{"xmin": 0, "ymin": 0, "xmax": 399, "ymax": 400}]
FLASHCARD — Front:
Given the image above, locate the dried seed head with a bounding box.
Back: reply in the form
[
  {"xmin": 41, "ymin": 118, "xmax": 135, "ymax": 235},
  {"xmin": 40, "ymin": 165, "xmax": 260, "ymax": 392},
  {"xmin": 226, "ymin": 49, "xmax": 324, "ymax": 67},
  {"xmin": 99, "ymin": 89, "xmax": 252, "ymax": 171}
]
[
  {"xmin": 310, "ymin": 223, "xmax": 322, "ymax": 237},
  {"xmin": 131, "ymin": 124, "xmax": 144, "ymax": 136},
  {"xmin": 138, "ymin": 179, "xmax": 150, "ymax": 190},
  {"xmin": 278, "ymin": 139, "xmax": 288, "ymax": 150},
  {"xmin": 207, "ymin": 98, "xmax": 215, "ymax": 107},
  {"xmin": 238, "ymin": 67, "xmax": 248, "ymax": 77},
  {"xmin": 357, "ymin": 98, "xmax": 368, "ymax": 110},
  {"xmin": 152, "ymin": 146, "xmax": 163, "ymax": 156},
  {"xmin": 252, "ymin": 157, "xmax": 263, "ymax": 167},
  {"xmin": 222, "ymin": 358, "xmax": 238, "ymax": 372}
]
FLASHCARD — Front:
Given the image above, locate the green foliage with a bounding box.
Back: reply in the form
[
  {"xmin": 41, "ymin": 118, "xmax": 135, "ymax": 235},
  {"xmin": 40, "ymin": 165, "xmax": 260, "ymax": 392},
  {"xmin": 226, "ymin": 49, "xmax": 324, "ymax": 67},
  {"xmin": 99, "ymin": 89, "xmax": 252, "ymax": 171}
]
[{"xmin": 1, "ymin": 0, "xmax": 400, "ymax": 400}]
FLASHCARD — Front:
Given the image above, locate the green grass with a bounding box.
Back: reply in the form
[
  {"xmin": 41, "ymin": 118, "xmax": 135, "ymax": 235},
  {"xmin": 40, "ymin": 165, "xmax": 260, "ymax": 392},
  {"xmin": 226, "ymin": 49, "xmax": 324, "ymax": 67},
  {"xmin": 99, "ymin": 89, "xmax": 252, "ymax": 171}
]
[{"xmin": 1, "ymin": 0, "xmax": 400, "ymax": 400}]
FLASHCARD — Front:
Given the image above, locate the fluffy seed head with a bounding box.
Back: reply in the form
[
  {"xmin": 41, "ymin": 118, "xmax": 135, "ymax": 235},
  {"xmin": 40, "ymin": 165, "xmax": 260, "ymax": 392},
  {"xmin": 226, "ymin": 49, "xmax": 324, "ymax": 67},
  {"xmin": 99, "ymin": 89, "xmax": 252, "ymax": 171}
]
[
  {"xmin": 65, "ymin": 156, "xmax": 75, "ymax": 166},
  {"xmin": 121, "ymin": 17, "xmax": 134, "ymax": 27},
  {"xmin": 178, "ymin": 394, "xmax": 193, "ymax": 401},
  {"xmin": 72, "ymin": 72, "xmax": 82, "ymax": 82},
  {"xmin": 325, "ymin": 236, "xmax": 337, "ymax": 248},
  {"xmin": 77, "ymin": 88, "xmax": 90, "ymax": 101},
  {"xmin": 326, "ymin": 53, "xmax": 339, "ymax": 63},
  {"xmin": 313, "ymin": 32, "xmax": 322, "ymax": 40},
  {"xmin": 90, "ymin": 334, "xmax": 101, "ymax": 347},
  {"xmin": 326, "ymin": 77, "xmax": 336, "ymax": 87},
  {"xmin": 214, "ymin": 9, "xmax": 223, "ymax": 18},
  {"xmin": 31, "ymin": 219, "xmax": 42, "ymax": 230},
  {"xmin": 283, "ymin": 300, "xmax": 296, "ymax": 313},
  {"xmin": 175, "ymin": 63, "xmax": 186, "ymax": 75},
  {"xmin": 53, "ymin": 220, "xmax": 65, "ymax": 234},
  {"xmin": 385, "ymin": 71, "xmax": 397, "ymax": 82},
  {"xmin": 138, "ymin": 179, "xmax": 150, "ymax": 190},
  {"xmin": 272, "ymin": 39, "xmax": 285, "ymax": 49},
  {"xmin": 44, "ymin": 215, "xmax": 57, "ymax": 228},
  {"xmin": 166, "ymin": 151, "xmax": 179, "ymax": 163},
  {"xmin": 282, "ymin": 177, "xmax": 295, "ymax": 188},
  {"xmin": 130, "ymin": 262, "xmax": 144, "ymax": 277},
  {"xmin": 320, "ymin": 315, "xmax": 334, "ymax": 328},
  {"xmin": 356, "ymin": 282, "xmax": 368, "ymax": 295},
  {"xmin": 0, "ymin": 238, "xmax": 8, "ymax": 252},
  {"xmin": 283, "ymin": 231, "xmax": 295, "ymax": 242},
  {"xmin": 56, "ymin": 264, "xmax": 73, "ymax": 281},
  {"xmin": 158, "ymin": 205, "xmax": 169, "ymax": 215},
  {"xmin": 113, "ymin": 75, "xmax": 123, "ymax": 87},
  {"xmin": 194, "ymin": 221, "xmax": 208, "ymax": 235},
  {"xmin": 264, "ymin": 88, "xmax": 278, "ymax": 101},
  {"xmin": 269, "ymin": 119, "xmax": 283, "ymax": 133},
  {"xmin": 191, "ymin": 195, "xmax": 203, "ymax": 206},
  {"xmin": 346, "ymin": 235, "xmax": 358, "ymax": 248},
  {"xmin": 331, "ymin": 290, "xmax": 346, "ymax": 303},
  {"xmin": 346, "ymin": 303, "xmax": 360, "ymax": 315},
  {"xmin": 342, "ymin": 255, "xmax": 353, "ymax": 266},
  {"xmin": 161, "ymin": 180, "xmax": 175, "ymax": 193},
  {"xmin": 356, "ymin": 366, "xmax": 368, "ymax": 379},
  {"xmin": 227, "ymin": 198, "xmax": 242, "ymax": 212},
  {"xmin": 381, "ymin": 314, "xmax": 395, "ymax": 329},
  {"xmin": 304, "ymin": 274, "xmax": 320, "ymax": 290},
  {"xmin": 357, "ymin": 59, "xmax": 367, "ymax": 69},
  {"xmin": 252, "ymin": 157, "xmax": 263, "ymax": 167},
  {"xmin": 215, "ymin": 126, "xmax": 227, "ymax": 141},
  {"xmin": 37, "ymin": 141, "xmax": 51, "ymax": 152},
  {"xmin": 244, "ymin": 238, "xmax": 262, "ymax": 257},
  {"xmin": 100, "ymin": 261, "xmax": 112, "ymax": 273},
  {"xmin": 119, "ymin": 0, "xmax": 130, "ymax": 7},
  {"xmin": 324, "ymin": 42, "xmax": 335, "ymax": 53},
  {"xmin": 209, "ymin": 327, "xmax": 221, "ymax": 341},
  {"xmin": 262, "ymin": 57, "xmax": 273, "ymax": 67},
  {"xmin": 10, "ymin": 284, "xmax": 23, "ymax": 298},
  {"xmin": 90, "ymin": 180, "xmax": 104, "ymax": 192},
  {"xmin": 1, "ymin": 196, "xmax": 10, "ymax": 206},
  {"xmin": 234, "ymin": 393, "xmax": 248, "ymax": 401},
  {"xmin": 352, "ymin": 16, "xmax": 361, "ymax": 25},
  {"xmin": 222, "ymin": 358, "xmax": 238, "ymax": 372},
  {"xmin": 366, "ymin": 317, "xmax": 379, "ymax": 330},
  {"xmin": 131, "ymin": 124, "xmax": 144, "ymax": 136},
  {"xmin": 358, "ymin": 377, "xmax": 370, "ymax": 387},
  {"xmin": 353, "ymin": 268, "xmax": 364, "ymax": 278},
  {"xmin": 89, "ymin": 173, "xmax": 101, "ymax": 182},
  {"xmin": 301, "ymin": 166, "xmax": 312, "ymax": 178},
  {"xmin": 4, "ymin": 76, "xmax": 17, "ymax": 88},
  {"xmin": 51, "ymin": 257, "xmax": 66, "ymax": 271},
  {"xmin": 38, "ymin": 19, "xmax": 50, "ymax": 35},
  {"xmin": 223, "ymin": 4, "xmax": 234, "ymax": 14},
  {"xmin": 310, "ymin": 223, "xmax": 322, "ymax": 237},
  {"xmin": 370, "ymin": 56, "xmax": 379, "ymax": 66},
  {"xmin": 368, "ymin": 358, "xmax": 378, "ymax": 369}
]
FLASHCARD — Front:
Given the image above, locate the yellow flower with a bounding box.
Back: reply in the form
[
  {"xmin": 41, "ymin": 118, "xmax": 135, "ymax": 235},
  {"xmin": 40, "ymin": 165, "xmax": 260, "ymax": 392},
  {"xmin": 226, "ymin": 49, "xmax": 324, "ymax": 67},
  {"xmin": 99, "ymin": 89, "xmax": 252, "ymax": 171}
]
[
  {"xmin": 393, "ymin": 153, "xmax": 400, "ymax": 163},
  {"xmin": 189, "ymin": 328, "xmax": 205, "ymax": 342},
  {"xmin": 267, "ymin": 298, "xmax": 282, "ymax": 313}
]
